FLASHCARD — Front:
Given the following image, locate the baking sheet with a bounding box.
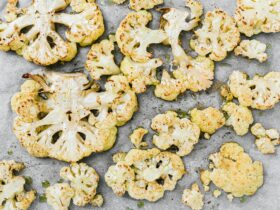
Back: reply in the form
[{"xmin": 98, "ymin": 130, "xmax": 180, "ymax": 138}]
[{"xmin": 0, "ymin": 0, "xmax": 280, "ymax": 209}]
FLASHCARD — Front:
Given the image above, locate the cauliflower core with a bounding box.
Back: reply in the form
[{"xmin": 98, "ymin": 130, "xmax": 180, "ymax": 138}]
[
  {"xmin": 0, "ymin": 160, "xmax": 36, "ymax": 210},
  {"xmin": 251, "ymin": 123, "xmax": 280, "ymax": 154},
  {"xmin": 182, "ymin": 183, "xmax": 204, "ymax": 210},
  {"xmin": 85, "ymin": 35, "xmax": 120, "ymax": 80},
  {"xmin": 105, "ymin": 148, "xmax": 185, "ymax": 202},
  {"xmin": 234, "ymin": 40, "xmax": 268, "ymax": 63},
  {"xmin": 235, "ymin": 0, "xmax": 280, "ymax": 37},
  {"xmin": 0, "ymin": 0, "xmax": 104, "ymax": 66},
  {"xmin": 151, "ymin": 111, "xmax": 200, "ymax": 156},
  {"xmin": 222, "ymin": 102, "xmax": 254, "ymax": 136},
  {"xmin": 226, "ymin": 71, "xmax": 280, "ymax": 110},
  {"xmin": 11, "ymin": 70, "xmax": 138, "ymax": 162},
  {"xmin": 190, "ymin": 9, "xmax": 240, "ymax": 61},
  {"xmin": 200, "ymin": 142, "xmax": 264, "ymax": 198},
  {"xmin": 116, "ymin": 11, "xmax": 167, "ymax": 62},
  {"xmin": 130, "ymin": 128, "xmax": 148, "ymax": 149}
]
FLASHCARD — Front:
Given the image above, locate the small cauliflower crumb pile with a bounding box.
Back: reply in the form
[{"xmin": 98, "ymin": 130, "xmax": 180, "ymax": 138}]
[
  {"xmin": 105, "ymin": 148, "xmax": 185, "ymax": 202},
  {"xmin": 0, "ymin": 160, "xmax": 36, "ymax": 210},
  {"xmin": 129, "ymin": 128, "xmax": 149, "ymax": 148},
  {"xmin": 251, "ymin": 123, "xmax": 280, "ymax": 154},
  {"xmin": 234, "ymin": 40, "xmax": 268, "ymax": 63},
  {"xmin": 182, "ymin": 183, "xmax": 204, "ymax": 210},
  {"xmin": 200, "ymin": 142, "xmax": 263, "ymax": 199}
]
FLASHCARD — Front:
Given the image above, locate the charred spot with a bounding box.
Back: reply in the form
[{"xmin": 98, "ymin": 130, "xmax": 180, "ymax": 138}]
[
  {"xmin": 156, "ymin": 178, "xmax": 165, "ymax": 185},
  {"xmin": 51, "ymin": 131, "xmax": 62, "ymax": 144},
  {"xmin": 167, "ymin": 145, "xmax": 179, "ymax": 153},
  {"xmin": 156, "ymin": 160, "xmax": 162, "ymax": 168}
]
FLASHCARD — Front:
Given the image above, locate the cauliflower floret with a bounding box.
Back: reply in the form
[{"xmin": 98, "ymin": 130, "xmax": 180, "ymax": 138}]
[
  {"xmin": 251, "ymin": 123, "xmax": 280, "ymax": 154},
  {"xmin": 200, "ymin": 142, "xmax": 264, "ymax": 198},
  {"xmin": 222, "ymin": 102, "xmax": 254, "ymax": 136},
  {"xmin": 116, "ymin": 10, "xmax": 167, "ymax": 62},
  {"xmin": 213, "ymin": 189, "xmax": 222, "ymax": 198},
  {"xmin": 151, "ymin": 111, "xmax": 200, "ymax": 156},
  {"xmin": 190, "ymin": 107, "xmax": 225, "ymax": 137},
  {"xmin": 130, "ymin": 128, "xmax": 148, "ymax": 149},
  {"xmin": 105, "ymin": 148, "xmax": 185, "ymax": 202},
  {"xmin": 130, "ymin": 0, "xmax": 163, "ymax": 11},
  {"xmin": 12, "ymin": 70, "xmax": 138, "ymax": 162},
  {"xmin": 235, "ymin": 0, "xmax": 280, "ymax": 37},
  {"xmin": 182, "ymin": 183, "xmax": 204, "ymax": 210},
  {"xmin": 227, "ymin": 71, "xmax": 280, "ymax": 110},
  {"xmin": 91, "ymin": 194, "xmax": 104, "ymax": 207},
  {"xmin": 190, "ymin": 9, "xmax": 240, "ymax": 61},
  {"xmin": 0, "ymin": 0, "xmax": 104, "ymax": 66},
  {"xmin": 120, "ymin": 56, "xmax": 162, "ymax": 93},
  {"xmin": 0, "ymin": 160, "xmax": 36, "ymax": 210},
  {"xmin": 234, "ymin": 40, "xmax": 268, "ymax": 63},
  {"xmin": 46, "ymin": 183, "xmax": 74, "ymax": 210},
  {"xmin": 85, "ymin": 35, "xmax": 120, "ymax": 80}
]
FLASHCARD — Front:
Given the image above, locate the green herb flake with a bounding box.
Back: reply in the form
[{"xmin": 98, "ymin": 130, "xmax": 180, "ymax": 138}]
[
  {"xmin": 137, "ymin": 201, "xmax": 144, "ymax": 208},
  {"xmin": 42, "ymin": 180, "xmax": 50, "ymax": 188},
  {"xmin": 39, "ymin": 194, "xmax": 47, "ymax": 203},
  {"xmin": 25, "ymin": 176, "xmax": 33, "ymax": 185},
  {"xmin": 57, "ymin": 178, "xmax": 64, "ymax": 183},
  {"xmin": 266, "ymin": 43, "xmax": 272, "ymax": 49},
  {"xmin": 240, "ymin": 196, "xmax": 247, "ymax": 203},
  {"xmin": 7, "ymin": 150, "xmax": 13, "ymax": 155},
  {"xmin": 126, "ymin": 207, "xmax": 133, "ymax": 210}
]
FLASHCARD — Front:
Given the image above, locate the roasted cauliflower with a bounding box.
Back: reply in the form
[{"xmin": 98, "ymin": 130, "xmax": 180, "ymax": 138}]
[
  {"xmin": 190, "ymin": 9, "xmax": 240, "ymax": 61},
  {"xmin": 0, "ymin": 160, "xmax": 36, "ymax": 210},
  {"xmin": 235, "ymin": 0, "xmax": 280, "ymax": 37},
  {"xmin": 11, "ymin": 70, "xmax": 138, "ymax": 162},
  {"xmin": 234, "ymin": 40, "xmax": 268, "ymax": 63},
  {"xmin": 251, "ymin": 123, "xmax": 280, "ymax": 154},
  {"xmin": 129, "ymin": 128, "xmax": 148, "ymax": 149},
  {"xmin": 226, "ymin": 71, "xmax": 280, "ymax": 110},
  {"xmin": 85, "ymin": 35, "xmax": 120, "ymax": 80},
  {"xmin": 222, "ymin": 102, "xmax": 254, "ymax": 136},
  {"xmin": 182, "ymin": 183, "xmax": 204, "ymax": 210},
  {"xmin": 116, "ymin": 10, "xmax": 167, "ymax": 62},
  {"xmin": 0, "ymin": 0, "xmax": 104, "ymax": 66},
  {"xmin": 120, "ymin": 57, "xmax": 162, "ymax": 93},
  {"xmin": 130, "ymin": 0, "xmax": 163, "ymax": 11},
  {"xmin": 151, "ymin": 111, "xmax": 200, "ymax": 156},
  {"xmin": 200, "ymin": 142, "xmax": 264, "ymax": 198},
  {"xmin": 105, "ymin": 148, "xmax": 185, "ymax": 202}
]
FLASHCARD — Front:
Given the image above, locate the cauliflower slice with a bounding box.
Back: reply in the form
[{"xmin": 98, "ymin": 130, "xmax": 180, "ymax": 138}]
[
  {"xmin": 190, "ymin": 9, "xmax": 240, "ymax": 61},
  {"xmin": 85, "ymin": 35, "xmax": 120, "ymax": 80},
  {"xmin": 130, "ymin": 128, "xmax": 148, "ymax": 149},
  {"xmin": 46, "ymin": 183, "xmax": 74, "ymax": 210},
  {"xmin": 116, "ymin": 10, "xmax": 167, "ymax": 62},
  {"xmin": 190, "ymin": 107, "xmax": 225, "ymax": 137},
  {"xmin": 105, "ymin": 148, "xmax": 185, "ymax": 202},
  {"xmin": 182, "ymin": 183, "xmax": 204, "ymax": 210},
  {"xmin": 11, "ymin": 70, "xmax": 138, "ymax": 162},
  {"xmin": 130, "ymin": 0, "xmax": 163, "ymax": 11},
  {"xmin": 200, "ymin": 142, "xmax": 264, "ymax": 198},
  {"xmin": 234, "ymin": 40, "xmax": 268, "ymax": 63},
  {"xmin": 0, "ymin": 160, "xmax": 36, "ymax": 210},
  {"xmin": 151, "ymin": 111, "xmax": 200, "ymax": 156},
  {"xmin": 222, "ymin": 102, "xmax": 254, "ymax": 136},
  {"xmin": 227, "ymin": 71, "xmax": 280, "ymax": 110},
  {"xmin": 251, "ymin": 123, "xmax": 280, "ymax": 154},
  {"xmin": 120, "ymin": 56, "xmax": 162, "ymax": 93},
  {"xmin": 235, "ymin": 0, "xmax": 280, "ymax": 37},
  {"xmin": 0, "ymin": 0, "xmax": 104, "ymax": 66}
]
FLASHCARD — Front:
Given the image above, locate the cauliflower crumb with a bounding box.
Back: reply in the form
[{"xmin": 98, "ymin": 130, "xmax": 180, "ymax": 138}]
[
  {"xmin": 0, "ymin": 160, "xmax": 36, "ymax": 210},
  {"xmin": 234, "ymin": 40, "xmax": 268, "ymax": 63},
  {"xmin": 220, "ymin": 85, "xmax": 234, "ymax": 101},
  {"xmin": 112, "ymin": 152, "xmax": 127, "ymax": 163},
  {"xmin": 182, "ymin": 183, "xmax": 204, "ymax": 210},
  {"xmin": 91, "ymin": 194, "xmax": 104, "ymax": 207},
  {"xmin": 190, "ymin": 9, "xmax": 240, "ymax": 61},
  {"xmin": 251, "ymin": 123, "xmax": 280, "ymax": 154},
  {"xmin": 105, "ymin": 148, "xmax": 185, "ymax": 202},
  {"xmin": 130, "ymin": 0, "xmax": 163, "ymax": 11},
  {"xmin": 235, "ymin": 0, "xmax": 280, "ymax": 37},
  {"xmin": 151, "ymin": 111, "xmax": 200, "ymax": 156},
  {"xmin": 227, "ymin": 194, "xmax": 234, "ymax": 202},
  {"xmin": 213, "ymin": 189, "xmax": 222, "ymax": 198},
  {"xmin": 222, "ymin": 102, "xmax": 254, "ymax": 136},
  {"xmin": 130, "ymin": 128, "xmax": 148, "ymax": 149},
  {"xmin": 201, "ymin": 142, "xmax": 264, "ymax": 198}
]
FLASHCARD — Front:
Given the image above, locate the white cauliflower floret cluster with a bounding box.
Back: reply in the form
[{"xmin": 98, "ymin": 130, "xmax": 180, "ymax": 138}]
[
  {"xmin": 222, "ymin": 102, "xmax": 254, "ymax": 136},
  {"xmin": 112, "ymin": 0, "xmax": 163, "ymax": 11},
  {"xmin": 0, "ymin": 160, "xmax": 36, "ymax": 210},
  {"xmin": 151, "ymin": 111, "xmax": 200, "ymax": 156},
  {"xmin": 182, "ymin": 183, "xmax": 204, "ymax": 210},
  {"xmin": 85, "ymin": 35, "xmax": 120, "ymax": 80},
  {"xmin": 11, "ymin": 70, "xmax": 138, "ymax": 162},
  {"xmin": 200, "ymin": 142, "xmax": 264, "ymax": 198},
  {"xmin": 129, "ymin": 128, "xmax": 148, "ymax": 149},
  {"xmin": 235, "ymin": 0, "xmax": 280, "ymax": 37},
  {"xmin": 116, "ymin": 10, "xmax": 167, "ymax": 62},
  {"xmin": 190, "ymin": 9, "xmax": 240, "ymax": 61},
  {"xmin": 105, "ymin": 148, "xmax": 185, "ymax": 202},
  {"xmin": 120, "ymin": 57, "xmax": 162, "ymax": 93},
  {"xmin": 226, "ymin": 71, "xmax": 280, "ymax": 110},
  {"xmin": 251, "ymin": 123, "xmax": 280, "ymax": 154},
  {"xmin": 0, "ymin": 0, "xmax": 104, "ymax": 66},
  {"xmin": 234, "ymin": 40, "xmax": 268, "ymax": 63}
]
